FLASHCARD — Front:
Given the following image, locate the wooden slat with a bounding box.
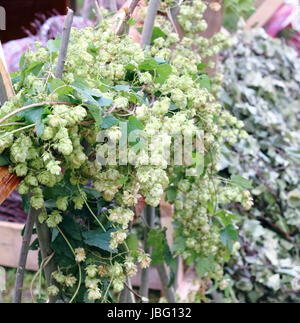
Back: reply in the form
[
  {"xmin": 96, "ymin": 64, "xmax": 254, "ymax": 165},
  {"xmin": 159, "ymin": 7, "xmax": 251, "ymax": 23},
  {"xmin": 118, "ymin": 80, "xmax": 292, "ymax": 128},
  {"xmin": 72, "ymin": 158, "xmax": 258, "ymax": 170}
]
[
  {"xmin": 0, "ymin": 167, "xmax": 21, "ymax": 205},
  {"xmin": 0, "ymin": 221, "xmax": 38, "ymax": 271},
  {"xmin": 0, "ymin": 43, "xmax": 20, "ymax": 205},
  {"xmin": 245, "ymin": 0, "xmax": 284, "ymax": 30}
]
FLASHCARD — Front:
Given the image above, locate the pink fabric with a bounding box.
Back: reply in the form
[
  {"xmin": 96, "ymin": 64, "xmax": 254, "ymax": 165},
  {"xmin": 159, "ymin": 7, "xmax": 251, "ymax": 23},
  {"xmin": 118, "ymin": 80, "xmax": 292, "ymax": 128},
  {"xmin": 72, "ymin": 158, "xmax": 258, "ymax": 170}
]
[
  {"xmin": 264, "ymin": 3, "xmax": 300, "ymax": 55},
  {"xmin": 264, "ymin": 4, "xmax": 295, "ymax": 37}
]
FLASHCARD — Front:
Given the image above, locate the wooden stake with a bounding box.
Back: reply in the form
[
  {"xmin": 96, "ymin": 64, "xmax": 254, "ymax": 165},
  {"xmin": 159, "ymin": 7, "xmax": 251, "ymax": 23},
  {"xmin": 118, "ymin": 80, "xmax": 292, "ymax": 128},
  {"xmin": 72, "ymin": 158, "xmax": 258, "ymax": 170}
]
[
  {"xmin": 13, "ymin": 197, "xmax": 38, "ymax": 303},
  {"xmin": 140, "ymin": 0, "xmax": 160, "ymax": 48},
  {"xmin": 93, "ymin": 0, "xmax": 103, "ymax": 24},
  {"xmin": 139, "ymin": 205, "xmax": 155, "ymax": 300},
  {"xmin": 55, "ymin": 8, "xmax": 74, "ymax": 79}
]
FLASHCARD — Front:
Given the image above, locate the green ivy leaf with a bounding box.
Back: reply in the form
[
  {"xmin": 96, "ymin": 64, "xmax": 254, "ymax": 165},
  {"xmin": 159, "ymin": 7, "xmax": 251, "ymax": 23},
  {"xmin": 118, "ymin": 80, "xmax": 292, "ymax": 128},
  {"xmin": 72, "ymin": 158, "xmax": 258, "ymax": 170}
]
[
  {"xmin": 48, "ymin": 78, "xmax": 73, "ymax": 96},
  {"xmin": 155, "ymin": 64, "xmax": 172, "ymax": 84},
  {"xmin": 125, "ymin": 234, "xmax": 139, "ymax": 252},
  {"xmin": 20, "ymin": 62, "xmax": 44, "ymax": 84},
  {"xmin": 84, "ymin": 103, "xmax": 103, "ymax": 127},
  {"xmin": 195, "ymin": 255, "xmax": 215, "ymax": 278},
  {"xmin": 127, "ymin": 17, "xmax": 136, "ymax": 26},
  {"xmin": 220, "ymin": 224, "xmax": 238, "ymax": 253},
  {"xmin": 138, "ymin": 58, "xmax": 159, "ymax": 71},
  {"xmin": 127, "ymin": 116, "xmax": 144, "ymax": 134},
  {"xmin": 165, "ymin": 186, "xmax": 177, "ymax": 203},
  {"xmin": 47, "ymin": 35, "xmax": 61, "ymax": 54},
  {"xmin": 101, "ymin": 115, "xmax": 119, "ymax": 129},
  {"xmin": 197, "ymin": 74, "xmax": 211, "ymax": 90},
  {"xmin": 216, "ymin": 210, "xmax": 239, "ymax": 226},
  {"xmin": 230, "ymin": 175, "xmax": 252, "ymax": 189},
  {"xmin": 147, "ymin": 228, "xmax": 171, "ymax": 265},
  {"xmin": 60, "ymin": 215, "xmax": 82, "ymax": 241},
  {"xmin": 197, "ymin": 63, "xmax": 206, "ymax": 71},
  {"xmin": 0, "ymin": 154, "xmax": 9, "ymax": 166},
  {"xmin": 113, "ymin": 84, "xmax": 131, "ymax": 92},
  {"xmin": 172, "ymin": 236, "xmax": 185, "ymax": 253},
  {"xmin": 17, "ymin": 105, "xmax": 47, "ymax": 137},
  {"xmin": 83, "ymin": 228, "xmax": 118, "ymax": 253}
]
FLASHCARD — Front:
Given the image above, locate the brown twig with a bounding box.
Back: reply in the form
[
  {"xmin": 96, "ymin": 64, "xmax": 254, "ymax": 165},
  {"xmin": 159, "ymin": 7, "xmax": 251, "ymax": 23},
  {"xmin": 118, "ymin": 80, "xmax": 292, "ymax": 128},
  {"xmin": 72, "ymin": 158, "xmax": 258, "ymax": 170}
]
[
  {"xmin": 124, "ymin": 282, "xmax": 143, "ymax": 301},
  {"xmin": 116, "ymin": 0, "xmax": 140, "ymax": 35}
]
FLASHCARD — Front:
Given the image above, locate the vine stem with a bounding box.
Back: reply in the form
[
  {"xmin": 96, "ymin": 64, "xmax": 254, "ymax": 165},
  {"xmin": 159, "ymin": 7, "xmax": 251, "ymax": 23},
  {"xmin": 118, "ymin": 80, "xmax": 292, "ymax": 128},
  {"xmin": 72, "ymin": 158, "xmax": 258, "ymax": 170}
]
[
  {"xmin": 57, "ymin": 226, "xmax": 82, "ymax": 303},
  {"xmin": 139, "ymin": 205, "xmax": 155, "ymax": 301},
  {"xmin": 78, "ymin": 185, "xmax": 107, "ymax": 232},
  {"xmin": 0, "ymin": 124, "xmax": 35, "ymax": 139},
  {"xmin": 140, "ymin": 0, "xmax": 161, "ymax": 48},
  {"xmin": 0, "ymin": 122, "xmax": 26, "ymax": 127},
  {"xmin": 30, "ymin": 253, "xmax": 54, "ymax": 302},
  {"xmin": 55, "ymin": 8, "xmax": 74, "ymax": 79},
  {"xmin": 0, "ymin": 101, "xmax": 76, "ymax": 125},
  {"xmin": 13, "ymin": 194, "xmax": 38, "ymax": 303}
]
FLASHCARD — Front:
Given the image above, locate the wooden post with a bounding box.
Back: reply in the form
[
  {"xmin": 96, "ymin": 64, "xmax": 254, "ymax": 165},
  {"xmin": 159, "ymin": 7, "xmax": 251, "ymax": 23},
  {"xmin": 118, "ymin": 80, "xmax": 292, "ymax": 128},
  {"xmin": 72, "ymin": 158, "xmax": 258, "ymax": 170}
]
[
  {"xmin": 199, "ymin": 0, "xmax": 223, "ymax": 77},
  {"xmin": 0, "ymin": 42, "xmax": 14, "ymax": 105},
  {"xmin": 245, "ymin": 0, "xmax": 284, "ymax": 30}
]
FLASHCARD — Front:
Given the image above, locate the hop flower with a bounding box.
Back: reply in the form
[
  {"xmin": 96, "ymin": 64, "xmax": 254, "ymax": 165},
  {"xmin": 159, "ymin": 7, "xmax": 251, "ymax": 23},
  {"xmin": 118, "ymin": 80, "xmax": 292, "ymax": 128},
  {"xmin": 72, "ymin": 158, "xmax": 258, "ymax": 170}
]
[
  {"xmin": 41, "ymin": 126, "xmax": 55, "ymax": 140},
  {"xmin": 138, "ymin": 251, "xmax": 151, "ymax": 269},
  {"xmin": 108, "ymin": 207, "xmax": 134, "ymax": 229},
  {"xmin": 88, "ymin": 286, "xmax": 102, "ymax": 300},
  {"xmin": 86, "ymin": 265, "xmax": 98, "ymax": 278},
  {"xmin": 98, "ymin": 265, "xmax": 110, "ymax": 277},
  {"xmin": 75, "ymin": 247, "xmax": 86, "ymax": 263},
  {"xmin": 30, "ymin": 195, "xmax": 44, "ymax": 210},
  {"xmin": 85, "ymin": 277, "xmax": 99, "ymax": 289},
  {"xmin": 72, "ymin": 195, "xmax": 85, "ymax": 210},
  {"xmin": 124, "ymin": 257, "xmax": 138, "ymax": 277},
  {"xmin": 113, "ymin": 278, "xmax": 125, "ymax": 293},
  {"xmin": 47, "ymin": 285, "xmax": 59, "ymax": 296},
  {"xmin": 219, "ymin": 279, "xmax": 229, "ymax": 290},
  {"xmin": 46, "ymin": 160, "xmax": 61, "ymax": 176},
  {"xmin": 15, "ymin": 163, "xmax": 28, "ymax": 177},
  {"xmin": 38, "ymin": 212, "xmax": 48, "ymax": 224},
  {"xmin": 46, "ymin": 210, "xmax": 62, "ymax": 228},
  {"xmin": 65, "ymin": 274, "xmax": 77, "ymax": 288},
  {"xmin": 109, "ymin": 230, "xmax": 127, "ymax": 250},
  {"xmin": 56, "ymin": 196, "xmax": 69, "ymax": 211},
  {"xmin": 114, "ymin": 97, "xmax": 128, "ymax": 109},
  {"xmin": 57, "ymin": 138, "xmax": 73, "ymax": 156},
  {"xmin": 139, "ymin": 72, "xmax": 152, "ymax": 84},
  {"xmin": 52, "ymin": 271, "xmax": 65, "ymax": 284},
  {"xmin": 18, "ymin": 181, "xmax": 29, "ymax": 195}
]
